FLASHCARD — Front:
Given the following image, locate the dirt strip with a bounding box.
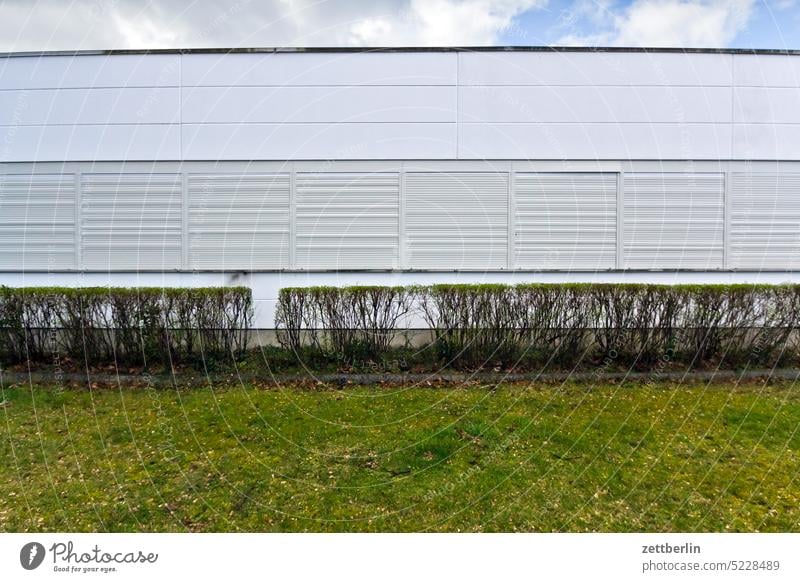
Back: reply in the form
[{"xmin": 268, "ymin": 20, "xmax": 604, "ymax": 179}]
[{"xmin": 1, "ymin": 367, "xmax": 799, "ymax": 390}]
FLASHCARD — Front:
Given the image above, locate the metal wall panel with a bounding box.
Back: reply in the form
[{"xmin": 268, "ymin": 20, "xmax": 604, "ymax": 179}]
[
  {"xmin": 181, "ymin": 123, "xmax": 456, "ymax": 161},
  {"xmin": 459, "ymin": 86, "xmax": 730, "ymax": 123},
  {"xmin": 0, "ymin": 88, "xmax": 181, "ymax": 126},
  {"xmin": 188, "ymin": 173, "xmax": 290, "ymax": 270},
  {"xmin": 733, "ymin": 54, "xmax": 800, "ymax": 87},
  {"xmin": 182, "ymin": 86, "xmax": 456, "ymax": 124},
  {"xmin": 0, "ymin": 174, "xmax": 75, "ymax": 269},
  {"xmin": 459, "ymin": 51, "xmax": 732, "ymax": 86},
  {"xmin": 181, "ymin": 52, "xmax": 457, "ymax": 87},
  {"xmin": 0, "ymin": 54, "xmax": 180, "ymax": 90},
  {"xmin": 405, "ymin": 172, "xmax": 508, "ymax": 270},
  {"xmin": 459, "ymin": 123, "xmax": 733, "ymax": 160},
  {"xmin": 2, "ymin": 125, "xmax": 182, "ymax": 162},
  {"xmin": 6, "ymin": 160, "xmax": 800, "ymax": 275},
  {"xmin": 295, "ymin": 172, "xmax": 399, "ymax": 269},
  {"xmin": 730, "ymin": 173, "xmax": 800, "ymax": 269},
  {"xmin": 515, "ymin": 173, "xmax": 616, "ymax": 270},
  {"xmin": 81, "ymin": 173, "xmax": 182, "ymax": 270},
  {"xmin": 734, "ymin": 87, "xmax": 800, "ymax": 124},
  {"xmin": 2, "ymin": 50, "xmax": 799, "ymax": 163},
  {"xmin": 733, "ymin": 124, "xmax": 800, "ymax": 160},
  {"xmin": 623, "ymin": 173, "xmax": 724, "ymax": 270}
]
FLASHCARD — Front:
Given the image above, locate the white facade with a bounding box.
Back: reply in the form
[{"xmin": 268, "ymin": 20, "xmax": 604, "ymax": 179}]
[
  {"xmin": 2, "ymin": 48, "xmax": 800, "ymax": 161},
  {"xmin": 2, "ymin": 48, "xmax": 800, "ymax": 327}
]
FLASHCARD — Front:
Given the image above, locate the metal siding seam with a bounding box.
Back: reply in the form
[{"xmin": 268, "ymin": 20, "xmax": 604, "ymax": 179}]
[{"xmin": 74, "ymin": 171, "xmax": 82, "ymax": 270}]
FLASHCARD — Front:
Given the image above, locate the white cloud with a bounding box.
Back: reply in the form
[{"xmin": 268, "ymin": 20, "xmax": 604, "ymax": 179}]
[
  {"xmin": 558, "ymin": 0, "xmax": 755, "ymax": 48},
  {"xmin": 349, "ymin": 0, "xmax": 547, "ymax": 46},
  {"xmin": 0, "ymin": 0, "xmax": 546, "ymax": 51},
  {"xmin": 111, "ymin": 11, "xmax": 184, "ymax": 48}
]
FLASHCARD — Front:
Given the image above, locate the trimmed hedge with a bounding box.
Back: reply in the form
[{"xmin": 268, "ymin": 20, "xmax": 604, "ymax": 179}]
[
  {"xmin": 5, "ymin": 283, "xmax": 797, "ymax": 371},
  {"xmin": 0, "ymin": 286, "xmax": 252, "ymax": 365},
  {"xmin": 276, "ymin": 283, "xmax": 800, "ymax": 368},
  {"xmin": 275, "ymin": 286, "xmax": 413, "ymax": 358}
]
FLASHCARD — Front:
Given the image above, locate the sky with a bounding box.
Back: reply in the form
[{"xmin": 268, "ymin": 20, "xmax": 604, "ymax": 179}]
[{"xmin": 0, "ymin": 0, "xmax": 797, "ymax": 52}]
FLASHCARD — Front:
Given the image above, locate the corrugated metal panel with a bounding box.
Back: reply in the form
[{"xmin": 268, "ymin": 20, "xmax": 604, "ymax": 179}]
[
  {"xmin": 515, "ymin": 173, "xmax": 616, "ymax": 270},
  {"xmin": 0, "ymin": 174, "xmax": 75, "ymax": 269},
  {"xmin": 730, "ymin": 173, "xmax": 800, "ymax": 269},
  {"xmin": 188, "ymin": 173, "xmax": 290, "ymax": 270},
  {"xmin": 82, "ymin": 173, "xmax": 182, "ymax": 270},
  {"xmin": 295, "ymin": 172, "xmax": 399, "ymax": 269},
  {"xmin": 623, "ymin": 173, "xmax": 724, "ymax": 270},
  {"xmin": 405, "ymin": 172, "xmax": 508, "ymax": 269}
]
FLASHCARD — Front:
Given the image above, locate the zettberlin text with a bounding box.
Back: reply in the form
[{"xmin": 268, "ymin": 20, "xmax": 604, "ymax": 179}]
[{"xmin": 642, "ymin": 542, "xmax": 701, "ymax": 554}]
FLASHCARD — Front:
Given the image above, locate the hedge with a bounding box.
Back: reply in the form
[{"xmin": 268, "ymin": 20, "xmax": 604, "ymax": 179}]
[
  {"xmin": 275, "ymin": 286, "xmax": 412, "ymax": 358},
  {"xmin": 5, "ymin": 284, "xmax": 798, "ymax": 371},
  {"xmin": 0, "ymin": 286, "xmax": 252, "ymax": 365},
  {"xmin": 275, "ymin": 283, "xmax": 800, "ymax": 368}
]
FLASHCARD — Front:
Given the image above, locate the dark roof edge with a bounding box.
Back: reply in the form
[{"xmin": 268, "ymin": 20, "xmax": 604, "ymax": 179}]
[{"xmin": 1, "ymin": 46, "xmax": 800, "ymax": 58}]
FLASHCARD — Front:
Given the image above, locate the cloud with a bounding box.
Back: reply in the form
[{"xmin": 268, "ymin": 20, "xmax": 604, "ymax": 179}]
[
  {"xmin": 558, "ymin": 0, "xmax": 755, "ymax": 47},
  {"xmin": 347, "ymin": 0, "xmax": 547, "ymax": 46},
  {"xmin": 0, "ymin": 0, "xmax": 546, "ymax": 52}
]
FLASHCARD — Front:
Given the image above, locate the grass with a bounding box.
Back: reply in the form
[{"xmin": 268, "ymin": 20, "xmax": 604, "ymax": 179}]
[{"xmin": 1, "ymin": 380, "xmax": 799, "ymax": 532}]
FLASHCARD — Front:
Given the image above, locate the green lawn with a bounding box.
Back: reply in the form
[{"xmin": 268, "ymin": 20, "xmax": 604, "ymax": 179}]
[{"xmin": 1, "ymin": 381, "xmax": 799, "ymax": 532}]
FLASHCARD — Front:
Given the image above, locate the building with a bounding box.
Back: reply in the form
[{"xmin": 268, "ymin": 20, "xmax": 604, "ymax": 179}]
[{"xmin": 1, "ymin": 46, "xmax": 800, "ymax": 327}]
